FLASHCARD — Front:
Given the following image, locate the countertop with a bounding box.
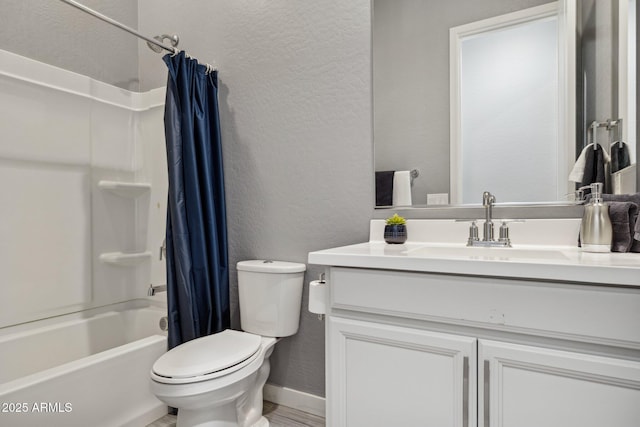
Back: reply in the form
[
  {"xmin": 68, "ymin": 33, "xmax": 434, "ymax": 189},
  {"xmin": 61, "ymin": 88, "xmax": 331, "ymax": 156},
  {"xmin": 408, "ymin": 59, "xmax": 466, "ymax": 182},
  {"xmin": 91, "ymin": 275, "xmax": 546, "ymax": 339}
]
[{"xmin": 308, "ymin": 241, "xmax": 640, "ymax": 287}]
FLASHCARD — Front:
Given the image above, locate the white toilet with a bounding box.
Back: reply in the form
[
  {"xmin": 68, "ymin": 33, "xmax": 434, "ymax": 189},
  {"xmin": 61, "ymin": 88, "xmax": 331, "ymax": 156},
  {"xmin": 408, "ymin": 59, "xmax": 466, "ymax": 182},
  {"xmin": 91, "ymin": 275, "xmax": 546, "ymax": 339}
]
[{"xmin": 150, "ymin": 260, "xmax": 306, "ymax": 427}]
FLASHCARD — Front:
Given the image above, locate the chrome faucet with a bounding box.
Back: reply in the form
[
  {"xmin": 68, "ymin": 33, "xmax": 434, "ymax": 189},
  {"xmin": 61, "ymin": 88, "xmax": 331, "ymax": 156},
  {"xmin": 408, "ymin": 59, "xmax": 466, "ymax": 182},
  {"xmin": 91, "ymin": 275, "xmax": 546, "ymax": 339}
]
[
  {"xmin": 482, "ymin": 191, "xmax": 496, "ymax": 242},
  {"xmin": 148, "ymin": 284, "xmax": 167, "ymax": 296},
  {"xmin": 466, "ymin": 191, "xmax": 512, "ymax": 247}
]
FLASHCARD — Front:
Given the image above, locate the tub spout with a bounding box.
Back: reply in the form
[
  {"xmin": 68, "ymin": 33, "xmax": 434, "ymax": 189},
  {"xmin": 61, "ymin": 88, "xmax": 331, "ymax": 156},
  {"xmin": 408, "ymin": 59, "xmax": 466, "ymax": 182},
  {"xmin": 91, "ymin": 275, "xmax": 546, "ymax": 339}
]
[{"xmin": 148, "ymin": 284, "xmax": 167, "ymax": 296}]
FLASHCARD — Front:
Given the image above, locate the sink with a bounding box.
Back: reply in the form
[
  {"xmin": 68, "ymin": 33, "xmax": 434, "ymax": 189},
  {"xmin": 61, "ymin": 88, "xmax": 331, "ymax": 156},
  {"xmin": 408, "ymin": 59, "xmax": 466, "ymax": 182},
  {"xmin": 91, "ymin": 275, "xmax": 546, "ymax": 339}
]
[
  {"xmin": 308, "ymin": 219, "xmax": 640, "ymax": 286},
  {"xmin": 403, "ymin": 245, "xmax": 570, "ymax": 261}
]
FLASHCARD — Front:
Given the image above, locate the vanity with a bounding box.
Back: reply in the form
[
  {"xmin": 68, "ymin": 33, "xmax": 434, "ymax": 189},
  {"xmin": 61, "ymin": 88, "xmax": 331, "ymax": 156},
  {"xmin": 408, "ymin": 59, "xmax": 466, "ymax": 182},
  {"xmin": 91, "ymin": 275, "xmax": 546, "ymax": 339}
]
[{"xmin": 308, "ymin": 219, "xmax": 640, "ymax": 427}]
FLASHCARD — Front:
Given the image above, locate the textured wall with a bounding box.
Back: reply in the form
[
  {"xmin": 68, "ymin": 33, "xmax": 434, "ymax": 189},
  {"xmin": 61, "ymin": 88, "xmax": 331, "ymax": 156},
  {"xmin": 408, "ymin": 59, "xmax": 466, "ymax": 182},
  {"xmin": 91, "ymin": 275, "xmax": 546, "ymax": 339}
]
[
  {"xmin": 578, "ymin": 0, "xmax": 617, "ymax": 150},
  {"xmin": 139, "ymin": 0, "xmax": 373, "ymax": 397},
  {"xmin": 579, "ymin": 0, "xmax": 639, "ymax": 184},
  {"xmin": 0, "ymin": 0, "xmax": 139, "ymax": 90}
]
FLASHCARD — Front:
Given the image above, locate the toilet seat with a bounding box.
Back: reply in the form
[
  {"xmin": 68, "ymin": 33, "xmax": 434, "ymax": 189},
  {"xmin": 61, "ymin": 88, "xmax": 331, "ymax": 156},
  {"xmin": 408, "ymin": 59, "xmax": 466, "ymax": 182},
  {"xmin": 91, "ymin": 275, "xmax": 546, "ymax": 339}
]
[{"xmin": 151, "ymin": 330, "xmax": 262, "ymax": 385}]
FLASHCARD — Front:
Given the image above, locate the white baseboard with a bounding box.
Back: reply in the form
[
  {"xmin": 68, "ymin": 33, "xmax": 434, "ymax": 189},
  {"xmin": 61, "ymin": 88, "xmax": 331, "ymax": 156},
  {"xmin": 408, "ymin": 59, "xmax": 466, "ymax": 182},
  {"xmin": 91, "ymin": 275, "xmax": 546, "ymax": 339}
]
[{"xmin": 263, "ymin": 383, "xmax": 325, "ymax": 418}]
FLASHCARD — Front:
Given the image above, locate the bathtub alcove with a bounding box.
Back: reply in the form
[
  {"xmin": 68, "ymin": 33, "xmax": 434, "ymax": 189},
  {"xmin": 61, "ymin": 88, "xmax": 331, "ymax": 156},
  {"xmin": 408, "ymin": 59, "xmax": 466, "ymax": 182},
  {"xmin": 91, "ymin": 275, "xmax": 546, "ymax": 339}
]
[{"xmin": 0, "ymin": 48, "xmax": 170, "ymax": 426}]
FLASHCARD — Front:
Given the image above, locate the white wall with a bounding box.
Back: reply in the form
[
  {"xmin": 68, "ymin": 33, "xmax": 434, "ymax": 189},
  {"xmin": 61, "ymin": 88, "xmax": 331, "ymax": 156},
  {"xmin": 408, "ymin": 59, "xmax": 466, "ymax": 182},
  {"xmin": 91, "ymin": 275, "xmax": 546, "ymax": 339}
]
[{"xmin": 138, "ymin": 0, "xmax": 373, "ymax": 397}]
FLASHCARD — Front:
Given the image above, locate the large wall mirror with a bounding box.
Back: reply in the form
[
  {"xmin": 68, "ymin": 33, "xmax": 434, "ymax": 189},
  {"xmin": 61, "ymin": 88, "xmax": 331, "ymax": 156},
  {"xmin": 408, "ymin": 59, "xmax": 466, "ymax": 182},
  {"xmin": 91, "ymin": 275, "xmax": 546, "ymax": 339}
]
[{"xmin": 373, "ymin": 0, "xmax": 637, "ymax": 209}]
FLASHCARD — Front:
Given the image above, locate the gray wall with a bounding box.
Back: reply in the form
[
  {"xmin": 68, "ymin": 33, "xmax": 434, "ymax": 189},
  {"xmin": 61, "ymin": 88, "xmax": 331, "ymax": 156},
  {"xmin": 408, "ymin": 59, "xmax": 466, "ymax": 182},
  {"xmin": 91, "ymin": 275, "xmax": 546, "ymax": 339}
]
[
  {"xmin": 0, "ymin": 0, "xmax": 140, "ymax": 90},
  {"xmin": 579, "ymin": 0, "xmax": 619, "ymax": 150},
  {"xmin": 578, "ymin": 0, "xmax": 640, "ymax": 194},
  {"xmin": 138, "ymin": 0, "xmax": 373, "ymax": 397},
  {"xmin": 373, "ymin": 0, "xmax": 553, "ymax": 205}
]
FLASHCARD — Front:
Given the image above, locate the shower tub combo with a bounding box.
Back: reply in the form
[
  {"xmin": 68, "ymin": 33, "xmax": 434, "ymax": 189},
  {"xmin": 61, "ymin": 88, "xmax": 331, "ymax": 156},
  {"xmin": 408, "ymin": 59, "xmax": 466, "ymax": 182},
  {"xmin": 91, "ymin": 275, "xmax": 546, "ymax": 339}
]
[
  {"xmin": 0, "ymin": 302, "xmax": 168, "ymax": 427},
  {"xmin": 0, "ymin": 43, "xmax": 171, "ymax": 426}
]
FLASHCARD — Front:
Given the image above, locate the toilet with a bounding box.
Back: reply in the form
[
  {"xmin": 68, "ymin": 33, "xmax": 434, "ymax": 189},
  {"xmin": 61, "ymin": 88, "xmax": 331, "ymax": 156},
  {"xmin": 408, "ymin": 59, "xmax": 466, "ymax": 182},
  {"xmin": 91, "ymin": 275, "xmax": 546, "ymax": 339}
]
[{"xmin": 150, "ymin": 260, "xmax": 306, "ymax": 427}]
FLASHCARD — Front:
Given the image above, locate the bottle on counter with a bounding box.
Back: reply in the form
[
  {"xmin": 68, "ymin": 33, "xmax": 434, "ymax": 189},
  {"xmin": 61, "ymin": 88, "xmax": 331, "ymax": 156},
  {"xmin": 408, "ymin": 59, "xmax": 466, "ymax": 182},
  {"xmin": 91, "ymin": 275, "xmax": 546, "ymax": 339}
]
[{"xmin": 580, "ymin": 182, "xmax": 612, "ymax": 252}]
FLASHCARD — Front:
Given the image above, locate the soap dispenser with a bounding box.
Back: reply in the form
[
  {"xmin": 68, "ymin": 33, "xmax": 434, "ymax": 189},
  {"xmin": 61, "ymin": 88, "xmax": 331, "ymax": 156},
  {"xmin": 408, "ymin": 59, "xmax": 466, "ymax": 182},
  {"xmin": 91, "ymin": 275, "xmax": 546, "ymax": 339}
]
[{"xmin": 580, "ymin": 182, "xmax": 612, "ymax": 252}]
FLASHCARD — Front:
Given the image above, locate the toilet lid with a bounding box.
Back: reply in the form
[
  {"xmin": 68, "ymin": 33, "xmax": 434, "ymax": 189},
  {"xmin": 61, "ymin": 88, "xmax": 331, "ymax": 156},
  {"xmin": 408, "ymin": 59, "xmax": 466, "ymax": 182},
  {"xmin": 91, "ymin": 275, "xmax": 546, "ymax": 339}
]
[{"xmin": 152, "ymin": 330, "xmax": 262, "ymax": 379}]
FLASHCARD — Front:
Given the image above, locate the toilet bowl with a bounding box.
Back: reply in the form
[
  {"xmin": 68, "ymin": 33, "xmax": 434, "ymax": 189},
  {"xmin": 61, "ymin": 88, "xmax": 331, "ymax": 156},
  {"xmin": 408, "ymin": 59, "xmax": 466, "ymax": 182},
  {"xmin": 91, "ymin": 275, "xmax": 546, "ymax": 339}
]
[{"xmin": 150, "ymin": 260, "xmax": 306, "ymax": 427}]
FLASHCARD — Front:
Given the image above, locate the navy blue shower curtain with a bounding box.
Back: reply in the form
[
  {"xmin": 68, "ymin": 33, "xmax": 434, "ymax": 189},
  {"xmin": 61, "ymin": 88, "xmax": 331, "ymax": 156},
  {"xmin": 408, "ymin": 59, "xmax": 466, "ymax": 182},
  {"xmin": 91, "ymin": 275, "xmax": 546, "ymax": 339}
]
[{"xmin": 163, "ymin": 51, "xmax": 229, "ymax": 350}]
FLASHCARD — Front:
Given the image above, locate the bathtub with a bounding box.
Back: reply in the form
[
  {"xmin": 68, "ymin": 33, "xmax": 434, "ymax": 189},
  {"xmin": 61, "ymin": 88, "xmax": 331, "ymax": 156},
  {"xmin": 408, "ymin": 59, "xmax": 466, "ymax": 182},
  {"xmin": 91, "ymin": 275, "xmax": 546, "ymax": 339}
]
[{"xmin": 0, "ymin": 301, "xmax": 168, "ymax": 427}]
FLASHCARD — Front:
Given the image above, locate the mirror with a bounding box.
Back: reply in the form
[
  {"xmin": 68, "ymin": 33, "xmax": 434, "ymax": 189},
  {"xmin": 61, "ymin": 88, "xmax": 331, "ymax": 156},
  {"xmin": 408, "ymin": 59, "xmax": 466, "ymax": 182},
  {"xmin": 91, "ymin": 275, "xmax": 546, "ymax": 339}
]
[{"xmin": 373, "ymin": 0, "xmax": 637, "ymax": 208}]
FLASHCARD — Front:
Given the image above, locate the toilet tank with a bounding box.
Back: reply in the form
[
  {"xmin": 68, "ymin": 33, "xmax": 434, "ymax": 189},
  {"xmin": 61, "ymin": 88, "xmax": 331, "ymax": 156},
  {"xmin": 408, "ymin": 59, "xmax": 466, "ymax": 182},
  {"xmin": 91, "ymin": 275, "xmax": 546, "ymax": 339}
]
[{"xmin": 237, "ymin": 260, "xmax": 306, "ymax": 337}]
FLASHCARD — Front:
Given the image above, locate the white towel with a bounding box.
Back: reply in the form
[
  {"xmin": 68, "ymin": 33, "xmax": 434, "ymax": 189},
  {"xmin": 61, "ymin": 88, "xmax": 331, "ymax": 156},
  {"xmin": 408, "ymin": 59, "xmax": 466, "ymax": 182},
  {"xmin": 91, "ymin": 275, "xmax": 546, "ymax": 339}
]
[
  {"xmin": 568, "ymin": 145, "xmax": 589, "ymax": 182},
  {"xmin": 568, "ymin": 143, "xmax": 611, "ymax": 183},
  {"xmin": 392, "ymin": 170, "xmax": 412, "ymax": 206}
]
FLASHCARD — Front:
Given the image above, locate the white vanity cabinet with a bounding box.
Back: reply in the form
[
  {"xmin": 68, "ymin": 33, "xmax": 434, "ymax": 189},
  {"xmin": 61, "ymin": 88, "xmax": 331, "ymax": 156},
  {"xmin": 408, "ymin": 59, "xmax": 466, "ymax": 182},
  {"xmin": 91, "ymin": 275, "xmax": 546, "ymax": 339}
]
[
  {"xmin": 329, "ymin": 316, "xmax": 476, "ymax": 427},
  {"xmin": 322, "ymin": 266, "xmax": 640, "ymax": 427},
  {"xmin": 479, "ymin": 340, "xmax": 640, "ymax": 427}
]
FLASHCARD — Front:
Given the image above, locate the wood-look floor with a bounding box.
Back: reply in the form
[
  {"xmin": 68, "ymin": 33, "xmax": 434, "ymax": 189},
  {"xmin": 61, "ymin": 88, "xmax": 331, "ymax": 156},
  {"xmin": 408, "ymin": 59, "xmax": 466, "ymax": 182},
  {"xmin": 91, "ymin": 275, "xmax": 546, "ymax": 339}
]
[
  {"xmin": 146, "ymin": 401, "xmax": 325, "ymax": 427},
  {"xmin": 262, "ymin": 401, "xmax": 325, "ymax": 427}
]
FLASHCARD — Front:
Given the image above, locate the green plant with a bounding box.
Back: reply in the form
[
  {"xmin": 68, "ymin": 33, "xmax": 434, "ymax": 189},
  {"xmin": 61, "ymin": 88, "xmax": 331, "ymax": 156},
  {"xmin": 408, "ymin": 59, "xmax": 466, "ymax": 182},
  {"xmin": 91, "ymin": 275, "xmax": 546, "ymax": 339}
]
[{"xmin": 385, "ymin": 213, "xmax": 406, "ymax": 226}]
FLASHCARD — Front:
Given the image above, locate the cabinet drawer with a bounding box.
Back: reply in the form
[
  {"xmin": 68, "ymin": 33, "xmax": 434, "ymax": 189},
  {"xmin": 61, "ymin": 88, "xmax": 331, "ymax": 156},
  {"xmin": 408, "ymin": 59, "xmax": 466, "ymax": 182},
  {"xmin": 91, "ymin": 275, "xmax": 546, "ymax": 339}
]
[{"xmin": 330, "ymin": 267, "xmax": 640, "ymax": 348}]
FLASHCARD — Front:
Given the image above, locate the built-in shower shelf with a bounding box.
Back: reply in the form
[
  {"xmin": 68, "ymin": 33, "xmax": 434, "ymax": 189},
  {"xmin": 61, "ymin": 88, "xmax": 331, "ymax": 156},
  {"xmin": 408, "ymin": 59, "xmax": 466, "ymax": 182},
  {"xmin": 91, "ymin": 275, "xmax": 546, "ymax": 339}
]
[
  {"xmin": 99, "ymin": 251, "xmax": 152, "ymax": 267},
  {"xmin": 98, "ymin": 180, "xmax": 151, "ymax": 198}
]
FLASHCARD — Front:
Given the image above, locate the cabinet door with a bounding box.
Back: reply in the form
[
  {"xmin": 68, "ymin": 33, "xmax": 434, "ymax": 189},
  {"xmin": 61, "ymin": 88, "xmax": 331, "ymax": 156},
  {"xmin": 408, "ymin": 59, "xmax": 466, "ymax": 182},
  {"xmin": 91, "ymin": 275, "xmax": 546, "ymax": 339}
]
[
  {"xmin": 328, "ymin": 317, "xmax": 476, "ymax": 427},
  {"xmin": 479, "ymin": 340, "xmax": 640, "ymax": 427}
]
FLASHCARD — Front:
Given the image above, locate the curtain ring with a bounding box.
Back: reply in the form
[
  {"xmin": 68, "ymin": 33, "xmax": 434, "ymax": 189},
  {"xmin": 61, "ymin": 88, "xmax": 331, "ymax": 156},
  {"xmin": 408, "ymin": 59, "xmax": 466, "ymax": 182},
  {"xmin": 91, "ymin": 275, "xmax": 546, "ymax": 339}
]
[{"xmin": 171, "ymin": 47, "xmax": 179, "ymax": 57}]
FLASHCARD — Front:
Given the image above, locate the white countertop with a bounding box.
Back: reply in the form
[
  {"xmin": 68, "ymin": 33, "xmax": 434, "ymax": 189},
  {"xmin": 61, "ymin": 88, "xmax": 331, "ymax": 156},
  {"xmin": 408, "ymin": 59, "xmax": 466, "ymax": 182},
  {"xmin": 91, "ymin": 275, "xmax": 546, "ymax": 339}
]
[{"xmin": 308, "ymin": 220, "xmax": 640, "ymax": 287}]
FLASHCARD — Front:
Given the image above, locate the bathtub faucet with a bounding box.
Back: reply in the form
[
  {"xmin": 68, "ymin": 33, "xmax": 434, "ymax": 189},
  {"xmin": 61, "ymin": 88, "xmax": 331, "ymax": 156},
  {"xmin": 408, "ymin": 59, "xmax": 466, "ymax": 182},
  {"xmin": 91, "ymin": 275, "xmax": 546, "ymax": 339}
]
[{"xmin": 148, "ymin": 284, "xmax": 167, "ymax": 296}]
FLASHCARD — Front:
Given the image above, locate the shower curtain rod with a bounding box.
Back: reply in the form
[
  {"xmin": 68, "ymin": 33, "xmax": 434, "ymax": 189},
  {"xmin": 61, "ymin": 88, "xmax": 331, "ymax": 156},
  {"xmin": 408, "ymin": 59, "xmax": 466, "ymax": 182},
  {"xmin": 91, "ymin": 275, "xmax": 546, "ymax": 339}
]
[{"xmin": 58, "ymin": 0, "xmax": 175, "ymax": 54}]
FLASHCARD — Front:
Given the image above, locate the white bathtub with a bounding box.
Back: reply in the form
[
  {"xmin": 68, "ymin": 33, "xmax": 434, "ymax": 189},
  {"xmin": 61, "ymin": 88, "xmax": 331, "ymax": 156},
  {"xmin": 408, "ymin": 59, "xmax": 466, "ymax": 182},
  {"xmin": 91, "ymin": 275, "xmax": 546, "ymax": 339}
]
[{"xmin": 0, "ymin": 301, "xmax": 168, "ymax": 427}]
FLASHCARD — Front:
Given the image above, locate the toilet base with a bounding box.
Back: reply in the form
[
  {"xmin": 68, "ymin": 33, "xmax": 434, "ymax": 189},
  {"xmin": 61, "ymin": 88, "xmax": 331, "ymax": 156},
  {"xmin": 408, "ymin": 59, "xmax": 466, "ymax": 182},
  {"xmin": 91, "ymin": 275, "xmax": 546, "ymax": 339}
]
[
  {"xmin": 176, "ymin": 408, "xmax": 269, "ymax": 427},
  {"xmin": 175, "ymin": 405, "xmax": 270, "ymax": 427},
  {"xmin": 252, "ymin": 416, "xmax": 269, "ymax": 427}
]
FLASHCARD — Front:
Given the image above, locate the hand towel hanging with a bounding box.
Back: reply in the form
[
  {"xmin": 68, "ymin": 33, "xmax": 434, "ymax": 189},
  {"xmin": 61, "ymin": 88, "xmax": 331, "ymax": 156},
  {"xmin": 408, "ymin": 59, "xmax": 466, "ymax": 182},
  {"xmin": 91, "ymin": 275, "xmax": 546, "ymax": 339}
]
[{"xmin": 392, "ymin": 171, "xmax": 412, "ymax": 206}]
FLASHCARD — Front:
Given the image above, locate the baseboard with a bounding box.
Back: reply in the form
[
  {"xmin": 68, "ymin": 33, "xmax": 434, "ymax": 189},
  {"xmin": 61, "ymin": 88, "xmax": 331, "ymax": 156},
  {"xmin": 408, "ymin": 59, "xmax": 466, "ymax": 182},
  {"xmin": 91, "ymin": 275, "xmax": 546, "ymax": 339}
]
[{"xmin": 263, "ymin": 383, "xmax": 325, "ymax": 418}]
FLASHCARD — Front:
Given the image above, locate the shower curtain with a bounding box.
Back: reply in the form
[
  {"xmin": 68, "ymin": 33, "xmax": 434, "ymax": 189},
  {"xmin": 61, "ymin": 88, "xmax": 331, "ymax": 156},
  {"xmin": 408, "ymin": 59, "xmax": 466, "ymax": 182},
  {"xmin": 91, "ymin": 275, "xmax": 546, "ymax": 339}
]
[{"xmin": 163, "ymin": 51, "xmax": 229, "ymax": 350}]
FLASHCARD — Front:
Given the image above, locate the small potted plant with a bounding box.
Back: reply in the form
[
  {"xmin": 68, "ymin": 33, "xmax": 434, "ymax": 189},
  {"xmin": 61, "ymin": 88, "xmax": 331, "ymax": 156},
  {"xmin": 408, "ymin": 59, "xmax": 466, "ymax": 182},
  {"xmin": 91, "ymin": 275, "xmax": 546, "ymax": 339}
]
[{"xmin": 384, "ymin": 213, "xmax": 407, "ymax": 244}]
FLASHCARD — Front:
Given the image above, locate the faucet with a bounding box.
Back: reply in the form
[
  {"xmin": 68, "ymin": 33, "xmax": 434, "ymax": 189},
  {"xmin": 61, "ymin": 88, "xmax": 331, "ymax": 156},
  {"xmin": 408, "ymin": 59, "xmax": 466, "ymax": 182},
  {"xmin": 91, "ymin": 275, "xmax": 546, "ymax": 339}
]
[
  {"xmin": 466, "ymin": 191, "xmax": 512, "ymax": 247},
  {"xmin": 482, "ymin": 191, "xmax": 496, "ymax": 242},
  {"xmin": 148, "ymin": 284, "xmax": 167, "ymax": 296}
]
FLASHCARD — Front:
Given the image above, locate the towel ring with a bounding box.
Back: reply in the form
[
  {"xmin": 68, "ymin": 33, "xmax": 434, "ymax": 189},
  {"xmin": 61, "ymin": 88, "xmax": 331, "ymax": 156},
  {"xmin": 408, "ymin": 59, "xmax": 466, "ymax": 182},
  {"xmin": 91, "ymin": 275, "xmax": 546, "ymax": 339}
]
[{"xmin": 410, "ymin": 168, "xmax": 419, "ymax": 185}]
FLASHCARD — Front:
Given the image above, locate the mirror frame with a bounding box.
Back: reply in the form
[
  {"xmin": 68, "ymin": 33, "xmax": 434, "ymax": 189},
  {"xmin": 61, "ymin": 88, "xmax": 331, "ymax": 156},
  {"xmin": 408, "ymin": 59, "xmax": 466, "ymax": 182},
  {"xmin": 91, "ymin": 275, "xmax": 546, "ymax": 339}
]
[{"xmin": 372, "ymin": 0, "xmax": 639, "ymax": 219}]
